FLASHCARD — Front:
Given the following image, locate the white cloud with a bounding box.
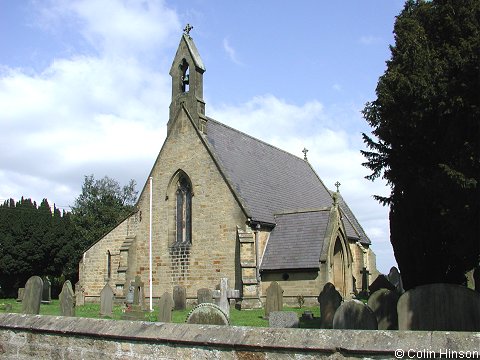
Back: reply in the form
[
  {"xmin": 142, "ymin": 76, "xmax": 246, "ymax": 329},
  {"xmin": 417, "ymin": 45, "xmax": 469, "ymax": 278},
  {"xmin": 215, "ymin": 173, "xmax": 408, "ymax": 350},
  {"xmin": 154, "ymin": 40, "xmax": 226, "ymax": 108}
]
[
  {"xmin": 223, "ymin": 38, "xmax": 243, "ymax": 66},
  {"xmin": 0, "ymin": 0, "xmax": 179, "ymax": 207}
]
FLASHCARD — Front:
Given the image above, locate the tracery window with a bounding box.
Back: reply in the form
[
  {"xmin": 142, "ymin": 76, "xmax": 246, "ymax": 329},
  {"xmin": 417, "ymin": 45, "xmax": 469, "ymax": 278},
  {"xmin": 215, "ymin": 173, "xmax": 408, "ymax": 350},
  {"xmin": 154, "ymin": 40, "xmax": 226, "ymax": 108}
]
[{"xmin": 176, "ymin": 175, "xmax": 192, "ymax": 244}]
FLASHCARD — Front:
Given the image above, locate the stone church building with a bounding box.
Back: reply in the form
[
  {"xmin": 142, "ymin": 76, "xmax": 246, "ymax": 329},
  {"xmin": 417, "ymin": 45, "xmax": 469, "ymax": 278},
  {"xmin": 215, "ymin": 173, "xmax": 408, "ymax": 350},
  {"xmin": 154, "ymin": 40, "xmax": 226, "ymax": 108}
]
[{"xmin": 78, "ymin": 28, "xmax": 378, "ymax": 307}]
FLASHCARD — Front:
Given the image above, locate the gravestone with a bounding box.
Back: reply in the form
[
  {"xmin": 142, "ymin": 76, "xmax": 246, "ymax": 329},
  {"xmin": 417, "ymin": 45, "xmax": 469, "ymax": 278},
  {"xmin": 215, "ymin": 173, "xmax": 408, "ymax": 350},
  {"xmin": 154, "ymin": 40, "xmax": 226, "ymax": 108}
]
[
  {"xmin": 22, "ymin": 276, "xmax": 43, "ymax": 315},
  {"xmin": 132, "ymin": 276, "xmax": 146, "ymax": 310},
  {"xmin": 41, "ymin": 276, "xmax": 51, "ymax": 304},
  {"xmin": 125, "ymin": 285, "xmax": 135, "ymax": 304},
  {"xmin": 158, "ymin": 292, "xmax": 174, "ymax": 322},
  {"xmin": 264, "ymin": 281, "xmax": 283, "ymax": 318},
  {"xmin": 59, "ymin": 280, "xmax": 75, "ymax": 317},
  {"xmin": 397, "ymin": 283, "xmax": 480, "ymax": 331},
  {"xmin": 216, "ymin": 278, "xmax": 230, "ymax": 317},
  {"xmin": 318, "ymin": 282, "xmax": 342, "ymax": 329},
  {"xmin": 360, "ymin": 267, "xmax": 370, "ymax": 294},
  {"xmin": 369, "ymin": 274, "xmax": 396, "ymax": 295},
  {"xmin": 173, "ymin": 285, "xmax": 186, "ymax": 311},
  {"xmin": 269, "ymin": 311, "xmax": 299, "ymax": 328},
  {"xmin": 197, "ymin": 288, "xmax": 213, "ymax": 304},
  {"xmin": 185, "ymin": 303, "xmax": 229, "ymax": 325},
  {"xmin": 75, "ymin": 282, "xmax": 85, "ymax": 306},
  {"xmin": 332, "ymin": 299, "xmax": 378, "ymax": 330},
  {"xmin": 100, "ymin": 283, "xmax": 115, "ymax": 317},
  {"xmin": 122, "ymin": 277, "xmax": 146, "ymax": 320},
  {"xmin": 387, "ymin": 266, "xmax": 404, "ymax": 294},
  {"xmin": 16, "ymin": 288, "xmax": 25, "ymax": 302},
  {"xmin": 367, "ymin": 288, "xmax": 399, "ymax": 330}
]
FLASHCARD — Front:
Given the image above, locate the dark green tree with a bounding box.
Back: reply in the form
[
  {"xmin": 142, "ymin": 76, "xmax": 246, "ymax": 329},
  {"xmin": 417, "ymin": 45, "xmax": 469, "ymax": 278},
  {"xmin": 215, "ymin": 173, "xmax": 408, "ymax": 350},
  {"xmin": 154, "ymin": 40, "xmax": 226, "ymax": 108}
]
[
  {"xmin": 362, "ymin": 0, "xmax": 479, "ymax": 290},
  {"xmin": 71, "ymin": 175, "xmax": 138, "ymax": 253}
]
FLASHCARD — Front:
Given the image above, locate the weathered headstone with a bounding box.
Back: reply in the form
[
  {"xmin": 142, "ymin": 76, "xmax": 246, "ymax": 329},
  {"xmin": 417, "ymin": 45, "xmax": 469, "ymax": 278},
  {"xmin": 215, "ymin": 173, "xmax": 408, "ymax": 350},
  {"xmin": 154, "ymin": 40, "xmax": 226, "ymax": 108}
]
[
  {"xmin": 367, "ymin": 288, "xmax": 399, "ymax": 330},
  {"xmin": 185, "ymin": 303, "xmax": 229, "ymax": 325},
  {"xmin": 100, "ymin": 283, "xmax": 115, "ymax": 317},
  {"xmin": 332, "ymin": 299, "xmax": 378, "ymax": 330},
  {"xmin": 132, "ymin": 275, "xmax": 146, "ymax": 309},
  {"xmin": 387, "ymin": 266, "xmax": 404, "ymax": 294},
  {"xmin": 368, "ymin": 274, "xmax": 396, "ymax": 295},
  {"xmin": 22, "ymin": 276, "xmax": 43, "ymax": 314},
  {"xmin": 173, "ymin": 285, "xmax": 186, "ymax": 311},
  {"xmin": 41, "ymin": 276, "xmax": 51, "ymax": 304},
  {"xmin": 318, "ymin": 282, "xmax": 342, "ymax": 329},
  {"xmin": 397, "ymin": 283, "xmax": 480, "ymax": 331},
  {"xmin": 158, "ymin": 292, "xmax": 174, "ymax": 323},
  {"xmin": 269, "ymin": 311, "xmax": 299, "ymax": 328},
  {"xmin": 197, "ymin": 288, "xmax": 213, "ymax": 304},
  {"xmin": 122, "ymin": 277, "xmax": 146, "ymax": 320},
  {"xmin": 59, "ymin": 280, "xmax": 75, "ymax": 317},
  {"xmin": 16, "ymin": 288, "xmax": 25, "ymax": 302},
  {"xmin": 125, "ymin": 285, "xmax": 134, "ymax": 304},
  {"xmin": 217, "ymin": 278, "xmax": 230, "ymax": 317},
  {"xmin": 75, "ymin": 282, "xmax": 85, "ymax": 306},
  {"xmin": 264, "ymin": 281, "xmax": 283, "ymax": 318}
]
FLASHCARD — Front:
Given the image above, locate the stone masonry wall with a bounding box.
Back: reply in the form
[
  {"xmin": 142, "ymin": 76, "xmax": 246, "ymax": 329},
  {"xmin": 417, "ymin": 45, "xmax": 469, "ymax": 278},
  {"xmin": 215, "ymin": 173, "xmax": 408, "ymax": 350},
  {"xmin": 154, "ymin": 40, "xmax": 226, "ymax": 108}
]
[
  {"xmin": 81, "ymin": 108, "xmax": 248, "ymax": 302},
  {"xmin": 1, "ymin": 314, "xmax": 478, "ymax": 360}
]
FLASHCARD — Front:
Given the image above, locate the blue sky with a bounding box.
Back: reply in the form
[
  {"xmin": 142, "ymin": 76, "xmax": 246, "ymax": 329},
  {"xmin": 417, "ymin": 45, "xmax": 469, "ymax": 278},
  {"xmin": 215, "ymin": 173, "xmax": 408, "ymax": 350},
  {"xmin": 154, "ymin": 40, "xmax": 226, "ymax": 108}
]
[{"xmin": 0, "ymin": 0, "xmax": 406, "ymax": 274}]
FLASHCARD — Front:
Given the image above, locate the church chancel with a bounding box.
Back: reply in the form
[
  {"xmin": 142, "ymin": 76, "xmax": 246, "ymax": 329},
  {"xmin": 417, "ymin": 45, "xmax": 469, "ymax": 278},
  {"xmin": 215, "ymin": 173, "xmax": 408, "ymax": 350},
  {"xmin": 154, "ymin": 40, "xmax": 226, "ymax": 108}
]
[{"xmin": 78, "ymin": 26, "xmax": 378, "ymax": 307}]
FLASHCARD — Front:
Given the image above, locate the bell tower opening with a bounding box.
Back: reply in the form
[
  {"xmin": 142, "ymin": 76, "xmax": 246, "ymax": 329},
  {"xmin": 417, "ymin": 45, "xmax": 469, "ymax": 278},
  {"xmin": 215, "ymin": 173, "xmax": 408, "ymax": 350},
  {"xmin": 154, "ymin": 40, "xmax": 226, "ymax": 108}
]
[{"xmin": 180, "ymin": 58, "xmax": 190, "ymax": 93}]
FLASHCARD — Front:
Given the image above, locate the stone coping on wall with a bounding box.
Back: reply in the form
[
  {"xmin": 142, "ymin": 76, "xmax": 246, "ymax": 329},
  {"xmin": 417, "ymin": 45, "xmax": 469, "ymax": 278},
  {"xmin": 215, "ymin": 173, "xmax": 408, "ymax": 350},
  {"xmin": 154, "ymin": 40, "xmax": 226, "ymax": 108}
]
[{"xmin": 0, "ymin": 313, "xmax": 479, "ymax": 358}]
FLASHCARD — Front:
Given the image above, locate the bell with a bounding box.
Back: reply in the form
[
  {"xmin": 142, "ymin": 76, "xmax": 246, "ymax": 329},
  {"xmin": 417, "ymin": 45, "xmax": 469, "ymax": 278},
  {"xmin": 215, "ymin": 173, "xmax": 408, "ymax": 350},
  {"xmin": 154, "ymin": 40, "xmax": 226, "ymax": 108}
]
[{"xmin": 182, "ymin": 74, "xmax": 189, "ymax": 84}]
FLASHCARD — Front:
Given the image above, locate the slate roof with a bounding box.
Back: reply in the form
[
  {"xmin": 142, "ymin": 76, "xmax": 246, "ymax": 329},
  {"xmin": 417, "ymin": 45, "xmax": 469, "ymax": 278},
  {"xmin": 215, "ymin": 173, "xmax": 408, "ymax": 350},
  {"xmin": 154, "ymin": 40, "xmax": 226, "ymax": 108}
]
[
  {"xmin": 336, "ymin": 193, "xmax": 371, "ymax": 245},
  {"xmin": 203, "ymin": 117, "xmax": 371, "ymax": 270},
  {"xmin": 260, "ymin": 210, "xmax": 331, "ymax": 271},
  {"xmin": 206, "ymin": 118, "xmax": 333, "ymax": 224}
]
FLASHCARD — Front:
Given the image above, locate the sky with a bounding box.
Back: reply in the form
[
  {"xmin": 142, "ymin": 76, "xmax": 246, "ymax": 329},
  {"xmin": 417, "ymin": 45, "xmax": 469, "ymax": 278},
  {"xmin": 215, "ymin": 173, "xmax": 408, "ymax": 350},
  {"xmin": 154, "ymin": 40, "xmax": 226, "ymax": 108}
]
[{"xmin": 0, "ymin": 0, "xmax": 406, "ymax": 274}]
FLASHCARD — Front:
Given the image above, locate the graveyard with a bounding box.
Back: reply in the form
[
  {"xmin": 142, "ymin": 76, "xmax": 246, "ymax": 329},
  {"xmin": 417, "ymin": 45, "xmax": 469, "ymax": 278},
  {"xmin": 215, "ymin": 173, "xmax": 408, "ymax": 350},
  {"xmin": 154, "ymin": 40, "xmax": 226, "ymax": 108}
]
[{"xmin": 1, "ymin": 273, "xmax": 479, "ymax": 358}]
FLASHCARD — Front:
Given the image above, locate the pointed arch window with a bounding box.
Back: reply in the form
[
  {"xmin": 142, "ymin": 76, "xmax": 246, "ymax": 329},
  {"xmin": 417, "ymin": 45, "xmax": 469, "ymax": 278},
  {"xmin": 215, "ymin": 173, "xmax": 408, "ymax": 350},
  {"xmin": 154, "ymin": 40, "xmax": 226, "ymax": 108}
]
[
  {"xmin": 180, "ymin": 58, "xmax": 190, "ymax": 93},
  {"xmin": 176, "ymin": 175, "xmax": 192, "ymax": 244}
]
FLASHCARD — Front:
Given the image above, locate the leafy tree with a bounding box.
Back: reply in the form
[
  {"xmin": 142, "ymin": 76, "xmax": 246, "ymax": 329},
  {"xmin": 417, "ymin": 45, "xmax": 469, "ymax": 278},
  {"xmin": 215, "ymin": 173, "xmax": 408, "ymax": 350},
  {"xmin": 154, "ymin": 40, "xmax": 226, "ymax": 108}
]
[
  {"xmin": 71, "ymin": 175, "xmax": 138, "ymax": 253},
  {"xmin": 362, "ymin": 0, "xmax": 479, "ymax": 290}
]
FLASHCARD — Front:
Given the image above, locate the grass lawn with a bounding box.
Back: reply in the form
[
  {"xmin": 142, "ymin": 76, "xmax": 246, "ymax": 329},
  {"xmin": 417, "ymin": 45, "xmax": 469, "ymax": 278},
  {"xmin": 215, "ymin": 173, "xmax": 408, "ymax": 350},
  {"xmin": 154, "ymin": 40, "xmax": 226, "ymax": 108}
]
[{"xmin": 0, "ymin": 298, "xmax": 321, "ymax": 328}]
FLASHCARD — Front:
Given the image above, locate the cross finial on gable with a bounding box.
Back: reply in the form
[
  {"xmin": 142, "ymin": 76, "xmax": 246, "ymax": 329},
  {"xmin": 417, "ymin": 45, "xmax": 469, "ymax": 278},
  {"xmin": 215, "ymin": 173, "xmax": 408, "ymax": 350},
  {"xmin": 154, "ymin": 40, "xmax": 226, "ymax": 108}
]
[
  {"xmin": 302, "ymin": 147, "xmax": 309, "ymax": 161},
  {"xmin": 183, "ymin": 23, "xmax": 193, "ymax": 36},
  {"xmin": 335, "ymin": 181, "xmax": 341, "ymax": 193}
]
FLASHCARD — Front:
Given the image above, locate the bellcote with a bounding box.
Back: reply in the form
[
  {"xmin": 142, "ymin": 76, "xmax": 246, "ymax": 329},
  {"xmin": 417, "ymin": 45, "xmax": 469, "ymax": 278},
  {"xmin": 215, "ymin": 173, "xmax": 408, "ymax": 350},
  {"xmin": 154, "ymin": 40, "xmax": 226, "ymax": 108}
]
[{"xmin": 168, "ymin": 25, "xmax": 207, "ymax": 134}]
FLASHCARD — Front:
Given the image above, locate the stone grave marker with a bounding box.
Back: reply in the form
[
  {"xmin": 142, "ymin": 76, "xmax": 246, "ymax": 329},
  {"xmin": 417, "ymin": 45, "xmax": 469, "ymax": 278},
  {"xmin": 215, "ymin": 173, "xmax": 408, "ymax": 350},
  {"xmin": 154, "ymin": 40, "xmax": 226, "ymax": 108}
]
[
  {"xmin": 125, "ymin": 285, "xmax": 134, "ymax": 304},
  {"xmin": 387, "ymin": 266, "xmax": 404, "ymax": 294},
  {"xmin": 368, "ymin": 274, "xmax": 396, "ymax": 295},
  {"xmin": 185, "ymin": 303, "xmax": 229, "ymax": 325},
  {"xmin": 158, "ymin": 292, "xmax": 174, "ymax": 322},
  {"xmin": 367, "ymin": 288, "xmax": 399, "ymax": 330},
  {"xmin": 122, "ymin": 277, "xmax": 146, "ymax": 320},
  {"xmin": 269, "ymin": 311, "xmax": 299, "ymax": 328},
  {"xmin": 16, "ymin": 288, "xmax": 25, "ymax": 302},
  {"xmin": 173, "ymin": 285, "xmax": 186, "ymax": 311},
  {"xmin": 264, "ymin": 281, "xmax": 283, "ymax": 319},
  {"xmin": 132, "ymin": 275, "xmax": 146, "ymax": 310},
  {"xmin": 213, "ymin": 278, "xmax": 230, "ymax": 317},
  {"xmin": 397, "ymin": 283, "xmax": 480, "ymax": 331},
  {"xmin": 75, "ymin": 282, "xmax": 85, "ymax": 306},
  {"xmin": 332, "ymin": 299, "xmax": 378, "ymax": 330},
  {"xmin": 41, "ymin": 276, "xmax": 51, "ymax": 304},
  {"xmin": 197, "ymin": 288, "xmax": 213, "ymax": 304},
  {"xmin": 317, "ymin": 282, "xmax": 342, "ymax": 329},
  {"xmin": 22, "ymin": 276, "xmax": 43, "ymax": 315},
  {"xmin": 59, "ymin": 280, "xmax": 75, "ymax": 317},
  {"xmin": 100, "ymin": 283, "xmax": 115, "ymax": 317}
]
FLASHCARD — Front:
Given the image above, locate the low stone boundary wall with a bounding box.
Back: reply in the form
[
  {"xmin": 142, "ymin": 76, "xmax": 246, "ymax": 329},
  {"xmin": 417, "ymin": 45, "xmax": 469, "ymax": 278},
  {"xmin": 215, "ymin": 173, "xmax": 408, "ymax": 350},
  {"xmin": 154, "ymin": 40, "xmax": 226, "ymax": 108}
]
[{"xmin": 0, "ymin": 313, "xmax": 479, "ymax": 359}]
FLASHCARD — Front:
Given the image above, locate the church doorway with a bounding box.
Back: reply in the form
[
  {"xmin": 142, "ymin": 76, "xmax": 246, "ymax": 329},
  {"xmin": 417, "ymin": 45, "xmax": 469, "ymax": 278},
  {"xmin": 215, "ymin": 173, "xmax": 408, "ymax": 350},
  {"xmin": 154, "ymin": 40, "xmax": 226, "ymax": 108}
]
[{"xmin": 332, "ymin": 237, "xmax": 346, "ymax": 297}]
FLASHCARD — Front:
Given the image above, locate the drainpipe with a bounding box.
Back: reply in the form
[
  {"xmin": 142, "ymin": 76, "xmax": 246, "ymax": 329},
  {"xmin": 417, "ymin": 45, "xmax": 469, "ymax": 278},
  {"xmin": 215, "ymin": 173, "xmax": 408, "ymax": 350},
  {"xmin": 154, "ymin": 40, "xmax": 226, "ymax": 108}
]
[
  {"xmin": 254, "ymin": 223, "xmax": 261, "ymax": 282},
  {"xmin": 149, "ymin": 176, "xmax": 153, "ymax": 312}
]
